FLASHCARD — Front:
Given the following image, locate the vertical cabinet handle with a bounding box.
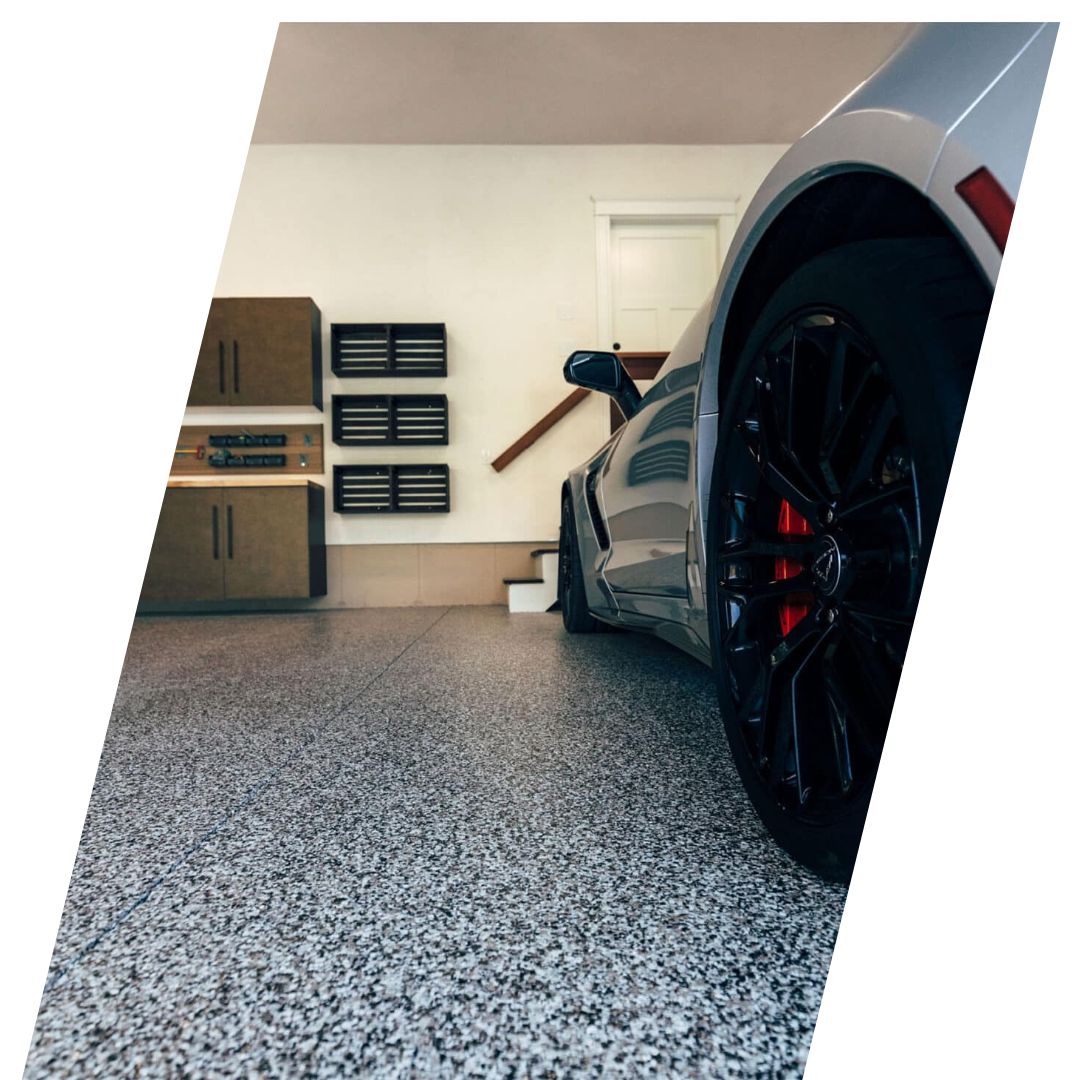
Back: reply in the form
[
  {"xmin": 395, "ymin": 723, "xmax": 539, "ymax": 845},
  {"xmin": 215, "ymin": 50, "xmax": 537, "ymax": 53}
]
[
  {"xmin": 211, "ymin": 505, "xmax": 219, "ymax": 559},
  {"xmin": 226, "ymin": 504, "xmax": 234, "ymax": 559},
  {"xmin": 233, "ymin": 340, "xmax": 239, "ymax": 395},
  {"xmin": 218, "ymin": 341, "xmax": 225, "ymax": 394}
]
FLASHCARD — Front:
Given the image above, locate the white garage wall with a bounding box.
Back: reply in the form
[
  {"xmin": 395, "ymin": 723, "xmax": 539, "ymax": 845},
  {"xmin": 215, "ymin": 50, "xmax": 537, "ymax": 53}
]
[{"xmin": 206, "ymin": 143, "xmax": 787, "ymax": 545}]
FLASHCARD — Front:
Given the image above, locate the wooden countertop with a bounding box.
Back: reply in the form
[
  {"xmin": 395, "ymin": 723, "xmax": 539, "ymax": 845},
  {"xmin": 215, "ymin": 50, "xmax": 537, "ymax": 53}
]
[{"xmin": 166, "ymin": 477, "xmax": 324, "ymax": 489}]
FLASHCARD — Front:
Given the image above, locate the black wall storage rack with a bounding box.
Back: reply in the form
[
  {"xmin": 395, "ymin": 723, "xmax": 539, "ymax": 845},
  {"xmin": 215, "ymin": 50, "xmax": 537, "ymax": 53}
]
[
  {"xmin": 334, "ymin": 464, "xmax": 450, "ymax": 514},
  {"xmin": 209, "ymin": 452, "xmax": 288, "ymax": 469},
  {"xmin": 331, "ymin": 323, "xmax": 447, "ymax": 378},
  {"xmin": 332, "ymin": 395, "xmax": 448, "ymax": 446},
  {"xmin": 208, "ymin": 433, "xmax": 288, "ymax": 448}
]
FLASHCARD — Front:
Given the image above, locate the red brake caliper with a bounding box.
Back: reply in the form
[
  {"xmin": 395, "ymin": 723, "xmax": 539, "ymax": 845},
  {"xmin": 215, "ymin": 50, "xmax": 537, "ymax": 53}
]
[{"xmin": 776, "ymin": 499, "xmax": 814, "ymax": 636}]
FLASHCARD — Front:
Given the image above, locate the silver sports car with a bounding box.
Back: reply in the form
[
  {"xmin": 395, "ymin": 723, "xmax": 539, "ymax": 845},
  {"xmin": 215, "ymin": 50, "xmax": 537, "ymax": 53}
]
[{"xmin": 558, "ymin": 22, "xmax": 1057, "ymax": 880}]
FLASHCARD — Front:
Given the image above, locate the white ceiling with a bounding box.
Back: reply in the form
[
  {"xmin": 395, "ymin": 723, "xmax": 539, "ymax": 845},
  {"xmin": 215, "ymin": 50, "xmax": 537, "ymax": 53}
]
[{"xmin": 253, "ymin": 23, "xmax": 915, "ymax": 146}]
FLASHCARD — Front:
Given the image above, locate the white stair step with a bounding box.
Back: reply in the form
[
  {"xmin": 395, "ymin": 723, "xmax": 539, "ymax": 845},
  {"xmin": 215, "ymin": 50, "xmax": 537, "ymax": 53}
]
[
  {"xmin": 508, "ymin": 579, "xmax": 557, "ymax": 613},
  {"xmin": 504, "ymin": 548, "xmax": 560, "ymax": 613}
]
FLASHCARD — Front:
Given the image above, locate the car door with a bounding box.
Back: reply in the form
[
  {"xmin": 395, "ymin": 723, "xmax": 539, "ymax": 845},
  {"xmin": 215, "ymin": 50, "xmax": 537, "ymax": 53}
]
[{"xmin": 599, "ymin": 298, "xmax": 712, "ymax": 597}]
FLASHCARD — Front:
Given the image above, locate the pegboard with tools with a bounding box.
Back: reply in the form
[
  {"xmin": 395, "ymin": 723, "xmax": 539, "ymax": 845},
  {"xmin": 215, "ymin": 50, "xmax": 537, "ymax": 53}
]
[{"xmin": 171, "ymin": 425, "xmax": 324, "ymax": 476}]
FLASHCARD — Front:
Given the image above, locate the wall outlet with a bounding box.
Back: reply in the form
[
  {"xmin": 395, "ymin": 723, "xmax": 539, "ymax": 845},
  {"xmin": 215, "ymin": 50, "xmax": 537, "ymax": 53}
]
[
  {"xmin": 557, "ymin": 339, "xmax": 575, "ymax": 357},
  {"xmin": 557, "ymin": 303, "xmax": 576, "ymax": 321}
]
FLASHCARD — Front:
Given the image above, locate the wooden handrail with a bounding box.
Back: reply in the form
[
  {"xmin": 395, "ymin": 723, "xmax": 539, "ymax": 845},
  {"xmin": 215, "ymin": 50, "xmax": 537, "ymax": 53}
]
[
  {"xmin": 491, "ymin": 387, "xmax": 590, "ymax": 472},
  {"xmin": 490, "ymin": 351, "xmax": 669, "ymax": 474}
]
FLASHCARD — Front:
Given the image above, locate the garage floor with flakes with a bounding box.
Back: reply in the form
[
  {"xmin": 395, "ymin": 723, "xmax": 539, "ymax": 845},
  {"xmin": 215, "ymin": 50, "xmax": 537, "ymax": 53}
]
[{"xmin": 25, "ymin": 606, "xmax": 846, "ymax": 1080}]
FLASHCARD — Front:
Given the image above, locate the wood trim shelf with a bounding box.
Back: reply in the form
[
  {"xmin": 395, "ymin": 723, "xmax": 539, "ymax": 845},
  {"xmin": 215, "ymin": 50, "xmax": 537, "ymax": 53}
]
[{"xmin": 167, "ymin": 478, "xmax": 321, "ymax": 488}]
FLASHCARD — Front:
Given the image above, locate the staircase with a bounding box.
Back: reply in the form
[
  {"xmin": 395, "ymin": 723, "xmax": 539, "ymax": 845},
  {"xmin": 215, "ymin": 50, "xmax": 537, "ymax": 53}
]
[{"xmin": 504, "ymin": 548, "xmax": 560, "ymax": 613}]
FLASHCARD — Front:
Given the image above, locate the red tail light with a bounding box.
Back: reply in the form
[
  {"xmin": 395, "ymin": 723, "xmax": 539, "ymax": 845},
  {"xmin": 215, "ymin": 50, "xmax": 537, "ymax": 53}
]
[
  {"xmin": 776, "ymin": 500, "xmax": 814, "ymax": 637},
  {"xmin": 956, "ymin": 166, "xmax": 1015, "ymax": 253}
]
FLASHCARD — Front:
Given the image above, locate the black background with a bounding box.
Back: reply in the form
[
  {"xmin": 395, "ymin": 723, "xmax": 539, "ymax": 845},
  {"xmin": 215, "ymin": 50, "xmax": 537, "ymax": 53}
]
[{"xmin": 21, "ymin": 21, "xmax": 1058, "ymax": 1075}]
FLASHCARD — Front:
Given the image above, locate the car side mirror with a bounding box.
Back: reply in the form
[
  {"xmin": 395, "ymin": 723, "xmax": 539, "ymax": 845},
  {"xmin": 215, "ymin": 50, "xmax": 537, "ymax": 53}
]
[{"xmin": 563, "ymin": 350, "xmax": 642, "ymax": 421}]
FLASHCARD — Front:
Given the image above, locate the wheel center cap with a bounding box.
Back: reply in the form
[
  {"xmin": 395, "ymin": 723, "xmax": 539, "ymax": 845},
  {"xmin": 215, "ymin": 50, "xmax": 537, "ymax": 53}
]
[{"xmin": 812, "ymin": 535, "xmax": 843, "ymax": 596}]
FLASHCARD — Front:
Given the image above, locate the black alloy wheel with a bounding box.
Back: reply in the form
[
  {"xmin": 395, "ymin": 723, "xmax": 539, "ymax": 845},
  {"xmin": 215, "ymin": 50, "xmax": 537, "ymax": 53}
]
[
  {"xmin": 707, "ymin": 238, "xmax": 989, "ymax": 879},
  {"xmin": 717, "ymin": 314, "xmax": 915, "ymax": 824}
]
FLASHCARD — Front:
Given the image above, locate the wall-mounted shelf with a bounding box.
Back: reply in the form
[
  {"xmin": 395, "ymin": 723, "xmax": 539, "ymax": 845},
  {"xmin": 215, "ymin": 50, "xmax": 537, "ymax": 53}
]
[
  {"xmin": 333, "ymin": 464, "xmax": 450, "ymax": 514},
  {"xmin": 331, "ymin": 395, "xmax": 448, "ymax": 446},
  {"xmin": 331, "ymin": 323, "xmax": 447, "ymax": 378}
]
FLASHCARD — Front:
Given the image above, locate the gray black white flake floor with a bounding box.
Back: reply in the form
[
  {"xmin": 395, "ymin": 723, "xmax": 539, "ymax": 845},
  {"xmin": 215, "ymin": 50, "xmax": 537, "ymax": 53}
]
[{"xmin": 25, "ymin": 607, "xmax": 846, "ymax": 1079}]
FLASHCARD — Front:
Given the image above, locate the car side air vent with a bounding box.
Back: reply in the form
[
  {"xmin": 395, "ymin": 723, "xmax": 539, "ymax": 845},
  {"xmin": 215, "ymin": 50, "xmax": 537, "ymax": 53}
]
[
  {"xmin": 585, "ymin": 470, "xmax": 609, "ymax": 549},
  {"xmin": 627, "ymin": 441, "xmax": 691, "ymax": 485},
  {"xmin": 643, "ymin": 392, "xmax": 695, "ymax": 439}
]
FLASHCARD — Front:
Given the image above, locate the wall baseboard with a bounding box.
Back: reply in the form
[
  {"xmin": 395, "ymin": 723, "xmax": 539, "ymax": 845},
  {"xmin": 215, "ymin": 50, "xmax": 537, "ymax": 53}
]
[{"xmin": 136, "ymin": 541, "xmax": 554, "ymax": 614}]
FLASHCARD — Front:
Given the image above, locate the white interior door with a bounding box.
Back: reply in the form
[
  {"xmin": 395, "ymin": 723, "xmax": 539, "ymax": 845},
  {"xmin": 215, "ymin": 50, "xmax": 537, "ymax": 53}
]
[{"xmin": 609, "ymin": 220, "xmax": 719, "ymax": 352}]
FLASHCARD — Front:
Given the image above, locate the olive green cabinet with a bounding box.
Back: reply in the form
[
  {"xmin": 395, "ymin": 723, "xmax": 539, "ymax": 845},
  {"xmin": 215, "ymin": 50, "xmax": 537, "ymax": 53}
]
[
  {"xmin": 140, "ymin": 484, "xmax": 327, "ymax": 602},
  {"xmin": 187, "ymin": 298, "xmax": 323, "ymax": 409}
]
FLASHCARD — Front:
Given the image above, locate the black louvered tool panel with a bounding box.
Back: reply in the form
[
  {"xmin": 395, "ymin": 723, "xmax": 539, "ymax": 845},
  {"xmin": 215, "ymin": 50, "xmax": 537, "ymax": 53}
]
[
  {"xmin": 393, "ymin": 465, "xmax": 451, "ymax": 513},
  {"xmin": 331, "ymin": 396, "xmax": 391, "ymax": 444},
  {"xmin": 332, "ymin": 395, "xmax": 448, "ymax": 446},
  {"xmin": 331, "ymin": 325, "xmax": 391, "ymax": 376},
  {"xmin": 393, "ymin": 396, "xmax": 449, "ymax": 444},
  {"xmin": 334, "ymin": 465, "xmax": 450, "ymax": 514},
  {"xmin": 331, "ymin": 323, "xmax": 447, "ymax": 378},
  {"xmin": 333, "ymin": 465, "xmax": 393, "ymax": 514}
]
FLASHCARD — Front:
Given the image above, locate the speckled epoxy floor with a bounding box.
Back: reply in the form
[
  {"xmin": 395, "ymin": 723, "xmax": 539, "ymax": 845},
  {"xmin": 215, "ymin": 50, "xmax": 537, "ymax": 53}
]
[{"xmin": 26, "ymin": 607, "xmax": 846, "ymax": 1080}]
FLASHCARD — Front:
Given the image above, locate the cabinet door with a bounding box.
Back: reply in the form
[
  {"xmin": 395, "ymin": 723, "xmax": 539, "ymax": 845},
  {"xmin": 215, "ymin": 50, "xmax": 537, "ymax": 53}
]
[
  {"xmin": 223, "ymin": 487, "xmax": 311, "ymax": 599},
  {"xmin": 226, "ymin": 299, "xmax": 318, "ymax": 408},
  {"xmin": 140, "ymin": 488, "xmax": 225, "ymax": 601},
  {"xmin": 187, "ymin": 300, "xmax": 229, "ymax": 407}
]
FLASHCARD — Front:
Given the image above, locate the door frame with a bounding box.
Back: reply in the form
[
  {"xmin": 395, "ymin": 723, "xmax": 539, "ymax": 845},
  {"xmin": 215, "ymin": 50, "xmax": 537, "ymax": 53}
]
[{"xmin": 592, "ymin": 198, "xmax": 739, "ymax": 353}]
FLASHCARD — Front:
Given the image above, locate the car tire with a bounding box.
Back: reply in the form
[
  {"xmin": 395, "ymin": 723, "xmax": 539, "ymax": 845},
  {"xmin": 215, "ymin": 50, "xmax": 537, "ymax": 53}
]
[
  {"xmin": 560, "ymin": 491, "xmax": 600, "ymax": 634},
  {"xmin": 706, "ymin": 237, "xmax": 989, "ymax": 881}
]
